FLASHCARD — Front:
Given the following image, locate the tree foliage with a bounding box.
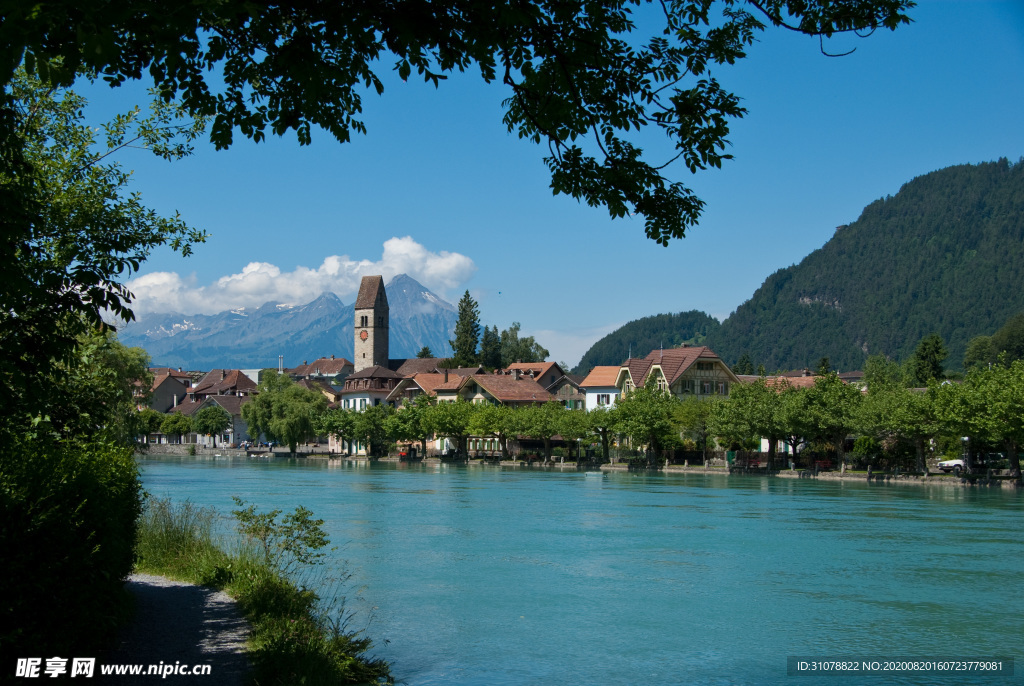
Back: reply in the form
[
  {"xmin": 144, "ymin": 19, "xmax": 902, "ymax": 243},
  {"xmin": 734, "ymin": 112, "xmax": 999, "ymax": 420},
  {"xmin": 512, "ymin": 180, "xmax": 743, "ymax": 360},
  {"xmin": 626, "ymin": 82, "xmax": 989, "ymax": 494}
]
[
  {"xmin": 0, "ymin": 70, "xmax": 205, "ymax": 430},
  {"xmin": 192, "ymin": 406, "xmax": 231, "ymax": 446},
  {"xmin": 241, "ymin": 374, "xmax": 327, "ymax": 453},
  {"xmin": 909, "ymin": 333, "xmax": 947, "ymax": 386},
  {"xmin": 2, "ymin": 0, "xmax": 913, "ymax": 248},
  {"xmin": 478, "ymin": 325, "xmax": 502, "ymax": 369},
  {"xmin": 450, "ymin": 290, "xmax": 481, "ymax": 368},
  {"xmin": 499, "ymin": 322, "xmax": 549, "ymax": 367},
  {"xmin": 616, "ymin": 385, "xmax": 681, "ymax": 456}
]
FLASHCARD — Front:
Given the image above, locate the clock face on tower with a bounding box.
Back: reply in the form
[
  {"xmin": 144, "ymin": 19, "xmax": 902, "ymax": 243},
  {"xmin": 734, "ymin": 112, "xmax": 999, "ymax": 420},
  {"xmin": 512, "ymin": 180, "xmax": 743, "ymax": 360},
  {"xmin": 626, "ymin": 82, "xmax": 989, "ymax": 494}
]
[{"xmin": 359, "ymin": 330, "xmax": 368, "ymax": 341}]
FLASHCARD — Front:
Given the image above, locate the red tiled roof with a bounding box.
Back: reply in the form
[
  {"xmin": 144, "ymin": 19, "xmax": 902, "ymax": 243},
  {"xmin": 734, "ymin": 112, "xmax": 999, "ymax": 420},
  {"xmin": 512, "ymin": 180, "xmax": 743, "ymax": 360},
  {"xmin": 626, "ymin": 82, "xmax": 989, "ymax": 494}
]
[
  {"xmin": 388, "ymin": 357, "xmax": 452, "ymax": 375},
  {"xmin": 192, "ymin": 369, "xmax": 258, "ymax": 396},
  {"xmin": 169, "ymin": 398, "xmax": 202, "ymax": 416},
  {"xmin": 765, "ymin": 375, "xmax": 819, "ymax": 390},
  {"xmin": 151, "ymin": 372, "xmax": 188, "ymax": 393},
  {"xmin": 580, "ymin": 366, "xmax": 620, "ymax": 387},
  {"xmin": 150, "ymin": 367, "xmax": 191, "ymax": 381},
  {"xmin": 468, "ymin": 375, "xmax": 553, "ymax": 403},
  {"xmin": 502, "ymin": 361, "xmax": 561, "ymax": 379},
  {"xmin": 291, "ymin": 357, "xmax": 353, "ymax": 377}
]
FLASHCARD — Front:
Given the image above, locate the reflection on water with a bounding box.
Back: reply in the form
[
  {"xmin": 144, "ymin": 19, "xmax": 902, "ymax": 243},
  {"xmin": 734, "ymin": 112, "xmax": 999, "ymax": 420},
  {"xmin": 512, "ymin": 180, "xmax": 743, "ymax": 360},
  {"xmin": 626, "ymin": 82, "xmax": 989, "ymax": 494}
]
[{"xmin": 139, "ymin": 457, "xmax": 1023, "ymax": 685}]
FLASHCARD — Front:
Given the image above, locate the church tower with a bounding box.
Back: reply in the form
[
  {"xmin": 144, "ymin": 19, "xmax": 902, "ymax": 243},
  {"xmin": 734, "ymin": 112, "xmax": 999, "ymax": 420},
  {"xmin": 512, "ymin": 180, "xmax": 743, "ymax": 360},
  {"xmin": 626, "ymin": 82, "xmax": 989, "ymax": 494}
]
[{"xmin": 354, "ymin": 275, "xmax": 389, "ymax": 372}]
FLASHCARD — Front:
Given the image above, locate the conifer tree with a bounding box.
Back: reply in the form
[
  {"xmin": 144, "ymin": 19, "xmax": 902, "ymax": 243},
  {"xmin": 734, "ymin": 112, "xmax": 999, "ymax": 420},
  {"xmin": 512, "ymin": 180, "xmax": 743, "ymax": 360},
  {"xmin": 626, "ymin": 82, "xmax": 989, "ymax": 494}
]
[
  {"xmin": 450, "ymin": 291, "xmax": 481, "ymax": 368},
  {"xmin": 479, "ymin": 325, "xmax": 501, "ymax": 369}
]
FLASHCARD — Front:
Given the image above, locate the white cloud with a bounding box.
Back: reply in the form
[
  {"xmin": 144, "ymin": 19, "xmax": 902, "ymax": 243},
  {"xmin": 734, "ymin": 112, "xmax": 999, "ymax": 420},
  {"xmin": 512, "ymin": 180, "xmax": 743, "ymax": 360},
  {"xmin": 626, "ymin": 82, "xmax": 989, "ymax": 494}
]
[{"xmin": 127, "ymin": 236, "xmax": 477, "ymax": 315}]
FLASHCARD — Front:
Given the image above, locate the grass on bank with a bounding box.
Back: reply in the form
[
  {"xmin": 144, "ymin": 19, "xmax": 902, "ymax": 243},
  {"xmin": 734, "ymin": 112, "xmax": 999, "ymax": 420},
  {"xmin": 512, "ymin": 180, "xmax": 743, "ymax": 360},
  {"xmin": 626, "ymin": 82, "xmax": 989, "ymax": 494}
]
[{"xmin": 134, "ymin": 497, "xmax": 392, "ymax": 685}]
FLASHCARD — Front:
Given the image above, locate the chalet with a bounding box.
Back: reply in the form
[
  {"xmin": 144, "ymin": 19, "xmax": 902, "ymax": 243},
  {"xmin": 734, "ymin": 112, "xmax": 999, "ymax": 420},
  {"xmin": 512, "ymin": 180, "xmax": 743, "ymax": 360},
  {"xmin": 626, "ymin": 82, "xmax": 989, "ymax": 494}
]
[{"xmin": 615, "ymin": 346, "xmax": 739, "ymax": 400}]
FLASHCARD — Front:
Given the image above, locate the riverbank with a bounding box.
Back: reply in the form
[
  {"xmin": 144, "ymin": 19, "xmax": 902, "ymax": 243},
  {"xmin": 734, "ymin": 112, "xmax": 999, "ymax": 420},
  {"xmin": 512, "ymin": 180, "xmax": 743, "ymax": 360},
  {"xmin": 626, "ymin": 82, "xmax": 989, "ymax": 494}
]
[{"xmin": 134, "ymin": 498, "xmax": 392, "ymax": 685}]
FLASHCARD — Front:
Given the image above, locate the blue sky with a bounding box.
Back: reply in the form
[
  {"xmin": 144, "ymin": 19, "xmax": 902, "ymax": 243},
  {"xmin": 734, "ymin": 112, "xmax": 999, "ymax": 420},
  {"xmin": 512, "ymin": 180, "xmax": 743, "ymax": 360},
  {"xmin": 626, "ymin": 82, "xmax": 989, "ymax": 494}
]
[{"xmin": 84, "ymin": 1, "xmax": 1024, "ymax": 368}]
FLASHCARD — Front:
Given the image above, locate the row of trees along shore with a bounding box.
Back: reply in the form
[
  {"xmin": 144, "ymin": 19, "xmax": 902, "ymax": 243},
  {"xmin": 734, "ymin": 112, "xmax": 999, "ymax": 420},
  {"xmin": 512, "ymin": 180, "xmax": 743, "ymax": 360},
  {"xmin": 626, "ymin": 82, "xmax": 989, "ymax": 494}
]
[{"xmin": 233, "ymin": 355, "xmax": 1023, "ymax": 482}]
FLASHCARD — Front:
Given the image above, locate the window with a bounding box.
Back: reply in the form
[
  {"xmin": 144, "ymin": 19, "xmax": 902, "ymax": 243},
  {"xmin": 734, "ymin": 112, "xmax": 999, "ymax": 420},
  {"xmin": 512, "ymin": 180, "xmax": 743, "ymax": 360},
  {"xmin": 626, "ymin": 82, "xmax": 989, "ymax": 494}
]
[
  {"xmin": 702, "ymin": 381, "xmax": 711, "ymax": 394},
  {"xmin": 360, "ymin": 315, "xmax": 368, "ymax": 327},
  {"xmin": 377, "ymin": 316, "xmax": 383, "ymax": 326},
  {"xmin": 656, "ymin": 377, "xmax": 667, "ymax": 391},
  {"xmin": 682, "ymin": 380, "xmax": 694, "ymax": 394},
  {"xmin": 718, "ymin": 382, "xmax": 728, "ymax": 395},
  {"xmin": 597, "ymin": 393, "xmax": 610, "ymax": 406},
  {"xmin": 359, "ymin": 399, "xmax": 366, "ymax": 410}
]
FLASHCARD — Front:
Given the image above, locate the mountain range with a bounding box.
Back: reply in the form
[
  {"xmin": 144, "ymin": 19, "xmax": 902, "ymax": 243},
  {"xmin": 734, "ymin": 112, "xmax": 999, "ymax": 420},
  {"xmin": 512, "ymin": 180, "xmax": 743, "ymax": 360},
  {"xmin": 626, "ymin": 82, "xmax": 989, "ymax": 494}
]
[
  {"xmin": 574, "ymin": 158, "xmax": 1024, "ymax": 373},
  {"xmin": 117, "ymin": 274, "xmax": 457, "ymax": 369}
]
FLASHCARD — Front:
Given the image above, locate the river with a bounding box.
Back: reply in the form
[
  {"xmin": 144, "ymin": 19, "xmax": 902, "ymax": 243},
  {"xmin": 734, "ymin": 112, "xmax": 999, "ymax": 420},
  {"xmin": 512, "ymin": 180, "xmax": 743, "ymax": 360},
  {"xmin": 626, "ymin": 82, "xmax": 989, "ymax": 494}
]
[{"xmin": 138, "ymin": 456, "xmax": 1022, "ymax": 685}]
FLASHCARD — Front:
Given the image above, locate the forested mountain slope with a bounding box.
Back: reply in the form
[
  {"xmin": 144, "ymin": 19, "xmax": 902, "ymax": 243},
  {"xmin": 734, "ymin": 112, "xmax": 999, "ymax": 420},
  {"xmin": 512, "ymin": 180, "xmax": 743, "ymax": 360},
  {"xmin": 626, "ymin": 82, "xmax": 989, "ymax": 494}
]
[
  {"xmin": 575, "ymin": 159, "xmax": 1024, "ymax": 373},
  {"xmin": 706, "ymin": 158, "xmax": 1024, "ymax": 371},
  {"xmin": 571, "ymin": 311, "xmax": 720, "ymax": 374}
]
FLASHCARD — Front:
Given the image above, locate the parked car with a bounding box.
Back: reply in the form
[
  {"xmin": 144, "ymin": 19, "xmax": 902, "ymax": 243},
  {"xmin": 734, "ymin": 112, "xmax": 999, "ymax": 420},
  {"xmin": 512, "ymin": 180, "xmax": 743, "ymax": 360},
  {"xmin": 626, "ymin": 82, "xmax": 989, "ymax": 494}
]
[{"xmin": 937, "ymin": 453, "xmax": 1005, "ymax": 476}]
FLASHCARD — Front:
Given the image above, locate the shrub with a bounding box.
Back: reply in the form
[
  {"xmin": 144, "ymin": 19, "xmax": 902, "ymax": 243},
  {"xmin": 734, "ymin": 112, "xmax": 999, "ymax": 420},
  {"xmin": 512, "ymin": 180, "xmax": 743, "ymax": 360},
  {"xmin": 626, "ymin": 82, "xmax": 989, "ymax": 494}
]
[
  {"xmin": 135, "ymin": 497, "xmax": 391, "ymax": 685},
  {"xmin": 0, "ymin": 437, "xmax": 143, "ymax": 661}
]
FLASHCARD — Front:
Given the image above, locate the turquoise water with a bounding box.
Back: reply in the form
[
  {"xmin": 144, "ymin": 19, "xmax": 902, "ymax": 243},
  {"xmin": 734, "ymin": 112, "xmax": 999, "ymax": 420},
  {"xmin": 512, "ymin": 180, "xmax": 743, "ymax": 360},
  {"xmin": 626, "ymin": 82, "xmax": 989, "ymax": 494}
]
[{"xmin": 138, "ymin": 458, "xmax": 1023, "ymax": 685}]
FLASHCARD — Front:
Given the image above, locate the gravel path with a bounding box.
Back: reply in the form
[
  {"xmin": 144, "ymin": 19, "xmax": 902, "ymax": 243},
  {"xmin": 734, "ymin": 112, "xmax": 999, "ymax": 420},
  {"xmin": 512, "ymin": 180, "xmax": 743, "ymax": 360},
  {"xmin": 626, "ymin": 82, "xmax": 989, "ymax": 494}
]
[{"xmin": 98, "ymin": 573, "xmax": 250, "ymax": 685}]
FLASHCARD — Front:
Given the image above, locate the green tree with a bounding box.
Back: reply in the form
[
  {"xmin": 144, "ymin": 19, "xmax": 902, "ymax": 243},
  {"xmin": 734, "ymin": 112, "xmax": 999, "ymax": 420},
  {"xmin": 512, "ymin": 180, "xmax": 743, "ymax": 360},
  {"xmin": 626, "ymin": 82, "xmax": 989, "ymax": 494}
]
[
  {"xmin": 160, "ymin": 412, "xmax": 193, "ymax": 445},
  {"xmin": 858, "ymin": 382, "xmax": 935, "ymax": 473},
  {"xmin": 386, "ymin": 394, "xmax": 434, "ymax": 458},
  {"xmin": 586, "ymin": 406, "xmax": 620, "ymax": 463},
  {"xmin": 500, "ymin": 322, "xmax": 549, "ymax": 367},
  {"xmin": 863, "ymin": 354, "xmax": 909, "ymax": 389},
  {"xmin": 450, "ymin": 291, "xmax": 481, "ymax": 368},
  {"xmin": 52, "ymin": 328, "xmax": 154, "ymax": 445},
  {"xmin": 0, "ymin": 70, "xmax": 205, "ymax": 434},
  {"xmin": 424, "ymin": 400, "xmax": 477, "ymax": 457},
  {"xmin": 314, "ymin": 408, "xmax": 356, "ymax": 454},
  {"xmin": 352, "ymin": 403, "xmax": 394, "ymax": 457},
  {"xmin": 990, "ymin": 313, "xmax": 1024, "ymax": 364},
  {"xmin": 479, "ymin": 325, "xmax": 502, "ymax": 369},
  {"xmin": 416, "ymin": 346, "xmax": 434, "ymax": 359},
  {"xmin": 712, "ymin": 379, "xmax": 787, "ymax": 464},
  {"xmin": 963, "ymin": 335, "xmax": 994, "ymax": 370},
  {"xmin": 675, "ymin": 396, "xmax": 719, "ymax": 462},
  {"xmin": 137, "ymin": 408, "xmax": 165, "ymax": 441},
  {"xmin": 557, "ymin": 409, "xmax": 591, "ymax": 462},
  {"xmin": 616, "ymin": 386, "xmax": 681, "ymax": 461},
  {"xmin": 468, "ymin": 403, "xmax": 517, "ymax": 460},
  {"xmin": 935, "ymin": 360, "xmax": 1024, "ymax": 479},
  {"xmin": 776, "ymin": 383, "xmax": 813, "ymax": 460},
  {"xmin": 732, "ymin": 353, "xmax": 755, "ymax": 375},
  {"xmin": 909, "ymin": 333, "xmax": 948, "ymax": 386},
  {"xmin": 192, "ymin": 406, "xmax": 231, "ymax": 447},
  {"xmin": 802, "ymin": 373, "xmax": 862, "ymax": 472},
  {"xmin": 241, "ymin": 374, "xmax": 328, "ymax": 454},
  {"xmin": 515, "ymin": 402, "xmax": 566, "ymax": 461}
]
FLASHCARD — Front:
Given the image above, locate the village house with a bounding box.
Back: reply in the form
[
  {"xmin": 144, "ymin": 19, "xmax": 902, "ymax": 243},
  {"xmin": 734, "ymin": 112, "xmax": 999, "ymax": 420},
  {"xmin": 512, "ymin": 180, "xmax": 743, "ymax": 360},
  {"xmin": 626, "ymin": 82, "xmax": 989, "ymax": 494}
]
[
  {"xmin": 580, "ymin": 365, "xmax": 621, "ymax": 410},
  {"xmin": 287, "ymin": 355, "xmax": 354, "ymax": 384},
  {"xmin": 614, "ymin": 346, "xmax": 740, "ymax": 400}
]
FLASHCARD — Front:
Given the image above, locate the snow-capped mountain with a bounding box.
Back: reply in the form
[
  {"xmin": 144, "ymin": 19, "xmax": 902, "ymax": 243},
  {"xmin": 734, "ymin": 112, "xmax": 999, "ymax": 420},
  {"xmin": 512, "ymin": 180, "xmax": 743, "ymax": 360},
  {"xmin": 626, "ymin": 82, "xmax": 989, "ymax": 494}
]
[{"xmin": 117, "ymin": 274, "xmax": 457, "ymax": 369}]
